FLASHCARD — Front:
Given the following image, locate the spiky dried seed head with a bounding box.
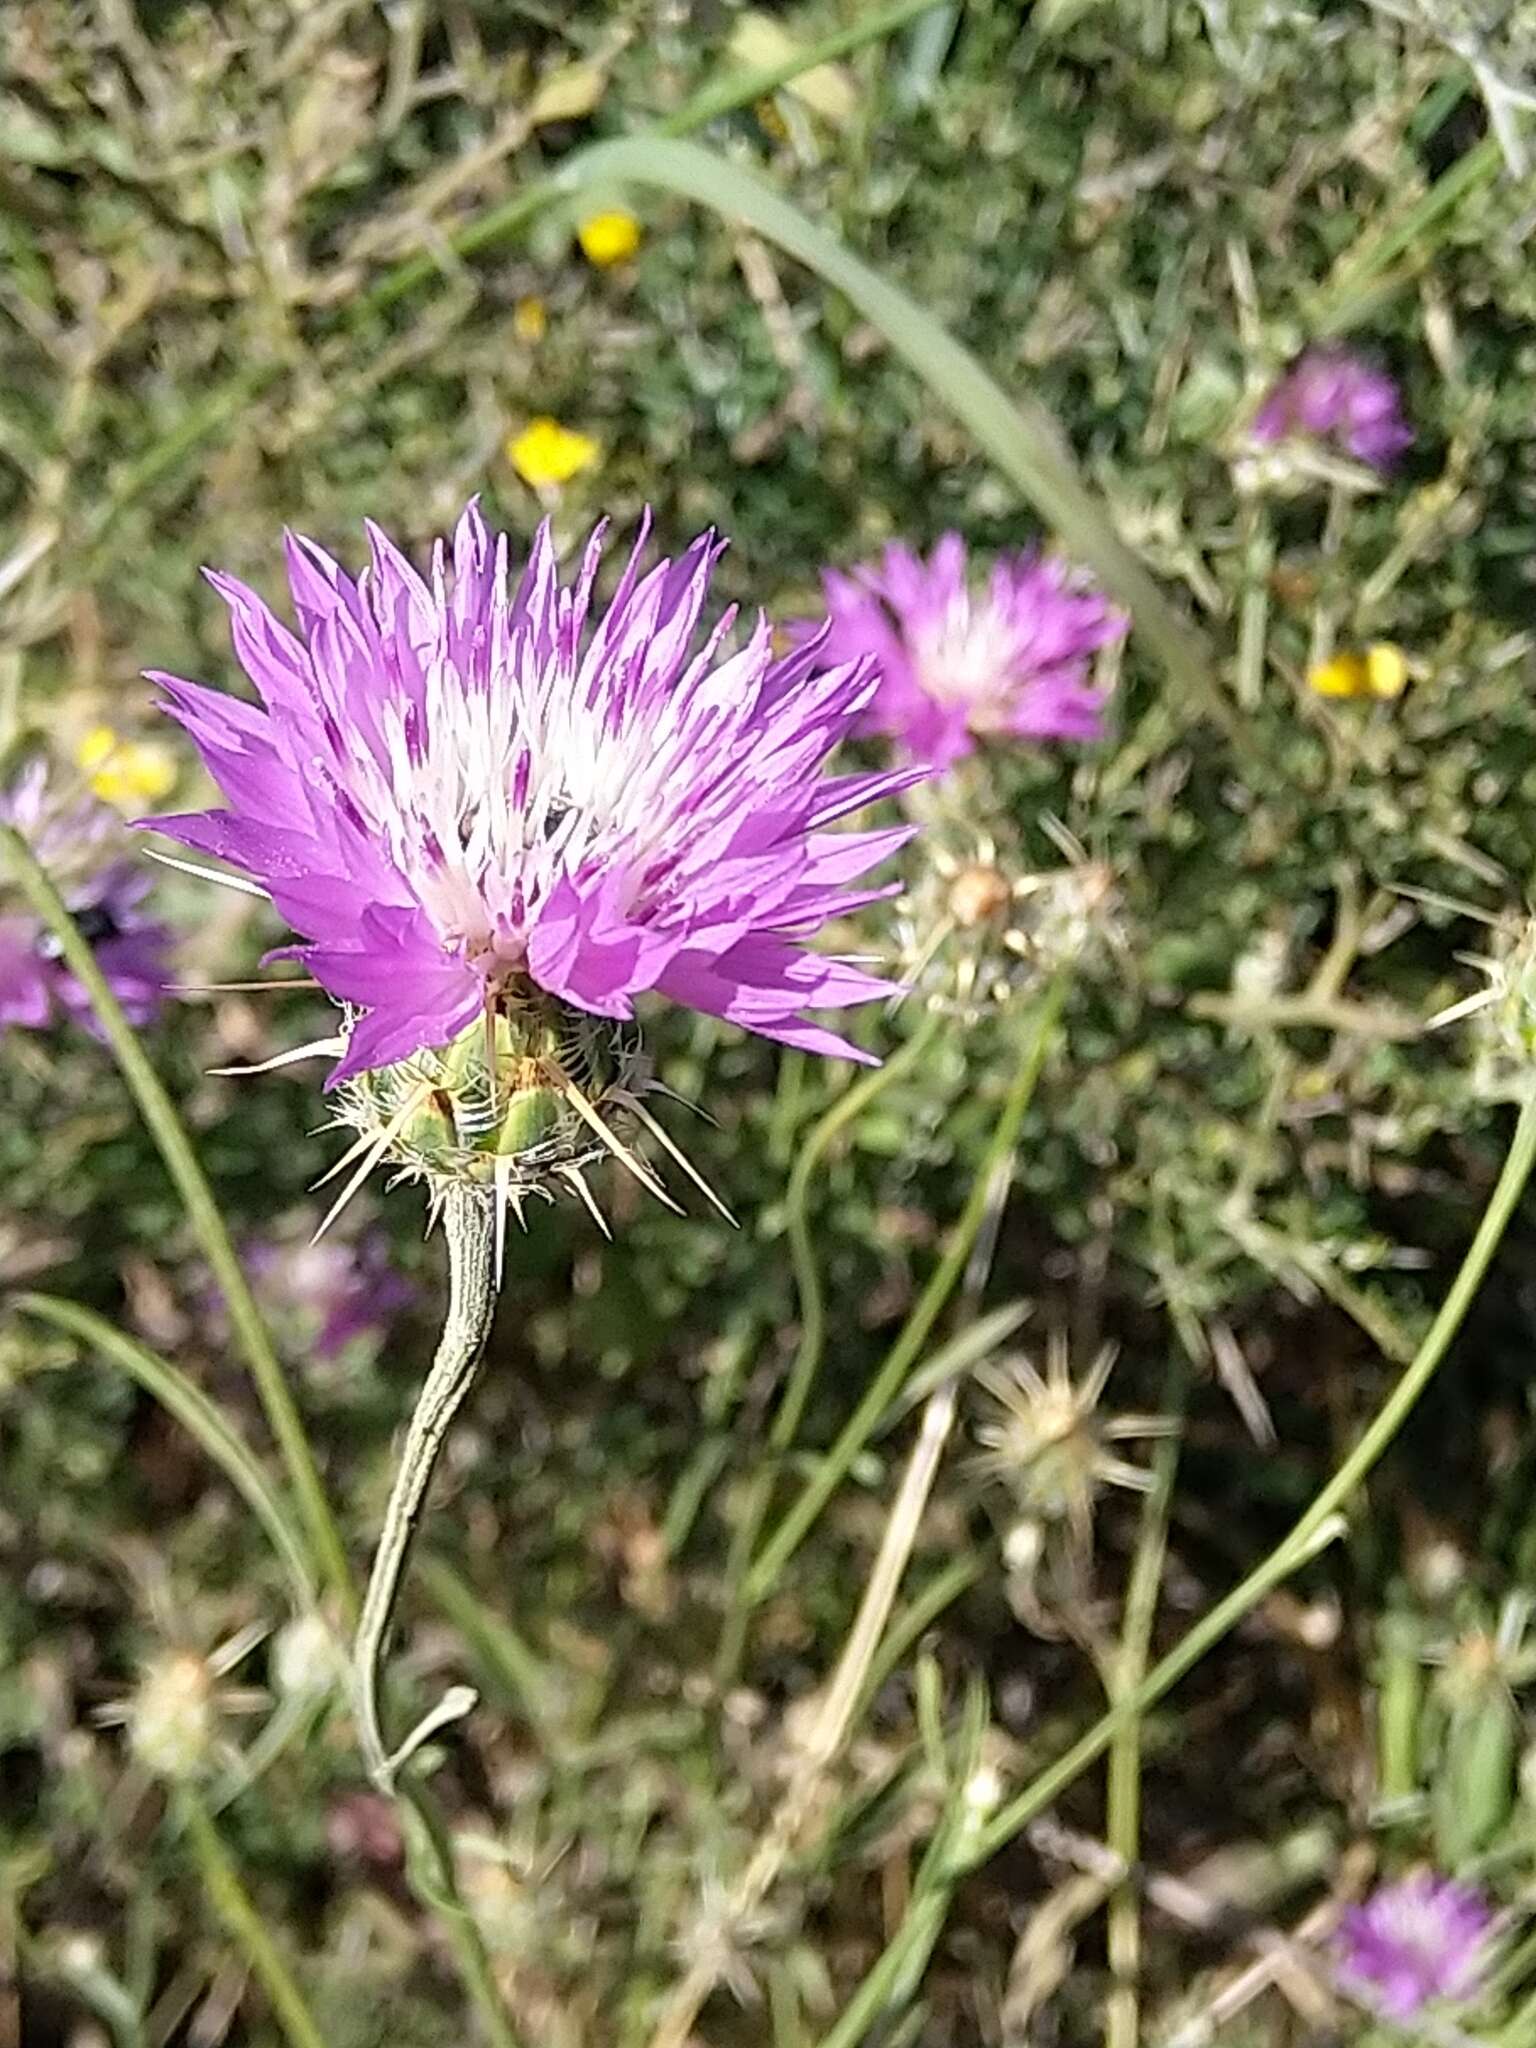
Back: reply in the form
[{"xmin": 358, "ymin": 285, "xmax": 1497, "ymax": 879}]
[
  {"xmin": 127, "ymin": 1650, "xmax": 217, "ymax": 1780},
  {"xmin": 949, "ymin": 863, "xmax": 1012, "ymax": 929}
]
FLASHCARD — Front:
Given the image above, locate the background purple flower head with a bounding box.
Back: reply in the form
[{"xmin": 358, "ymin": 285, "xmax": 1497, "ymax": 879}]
[
  {"xmin": 143, "ymin": 502, "xmax": 917, "ymax": 1082},
  {"xmin": 811, "ymin": 535, "xmax": 1125, "ymax": 769},
  {"xmin": 1336, "ymin": 1873, "xmax": 1492, "ymax": 2019},
  {"xmin": 245, "ymin": 1228, "xmax": 416, "ymax": 1359},
  {"xmin": 1, "ymin": 758, "xmax": 171, "ymax": 1032},
  {"xmin": 1251, "ymin": 347, "xmax": 1412, "ymax": 468}
]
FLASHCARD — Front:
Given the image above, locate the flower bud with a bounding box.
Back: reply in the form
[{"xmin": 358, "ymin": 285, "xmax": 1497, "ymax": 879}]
[
  {"xmin": 271, "ymin": 1612, "xmax": 344, "ymax": 1701},
  {"xmin": 337, "ymin": 990, "xmax": 648, "ymax": 1212}
]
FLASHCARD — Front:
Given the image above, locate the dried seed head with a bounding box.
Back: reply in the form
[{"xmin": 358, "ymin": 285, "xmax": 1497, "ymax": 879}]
[
  {"xmin": 949, "ymin": 863, "xmax": 1012, "ymax": 929},
  {"xmin": 127, "ymin": 1650, "xmax": 216, "ymax": 1780},
  {"xmin": 898, "ymin": 819, "xmax": 1121, "ymax": 1017},
  {"xmin": 972, "ymin": 1336, "xmax": 1174, "ymax": 1558},
  {"xmin": 1428, "ymin": 911, "xmax": 1536, "ymax": 1099}
]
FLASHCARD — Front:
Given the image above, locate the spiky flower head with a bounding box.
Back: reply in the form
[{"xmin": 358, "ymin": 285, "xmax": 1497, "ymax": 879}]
[
  {"xmin": 1336, "ymin": 1873, "xmax": 1493, "ymax": 2019},
  {"xmin": 972, "ymin": 1336, "xmax": 1174, "ymax": 1557},
  {"xmin": 1, "ymin": 757, "xmax": 172, "ymax": 1033},
  {"xmin": 897, "ymin": 813, "xmax": 1121, "ymax": 1016},
  {"xmin": 141, "ymin": 501, "xmax": 911, "ymax": 1095},
  {"xmin": 811, "ymin": 535, "xmax": 1124, "ymax": 768},
  {"xmin": 1251, "ymin": 347, "xmax": 1412, "ymax": 470},
  {"xmin": 97, "ymin": 1621, "xmax": 267, "ymax": 1783},
  {"xmin": 1424, "ymin": 902, "xmax": 1536, "ymax": 1102}
]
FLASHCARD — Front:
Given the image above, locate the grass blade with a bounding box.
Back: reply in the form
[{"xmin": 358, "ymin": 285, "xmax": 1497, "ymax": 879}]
[
  {"xmin": 17, "ymin": 1293, "xmax": 315, "ymax": 1613},
  {"xmin": 0, "ymin": 827, "xmax": 355, "ymax": 1620}
]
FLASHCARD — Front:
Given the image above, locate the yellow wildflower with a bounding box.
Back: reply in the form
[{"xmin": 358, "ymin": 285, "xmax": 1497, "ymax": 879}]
[
  {"xmin": 1306, "ymin": 642, "xmax": 1410, "ymax": 701},
  {"xmin": 512, "ymin": 295, "xmax": 548, "ymax": 343},
  {"xmin": 577, "ymin": 210, "xmax": 641, "ymax": 267},
  {"xmin": 1364, "ymin": 642, "xmax": 1409, "ymax": 700},
  {"xmin": 77, "ymin": 725, "xmax": 178, "ymax": 807},
  {"xmin": 507, "ymin": 417, "xmax": 599, "ymax": 490}
]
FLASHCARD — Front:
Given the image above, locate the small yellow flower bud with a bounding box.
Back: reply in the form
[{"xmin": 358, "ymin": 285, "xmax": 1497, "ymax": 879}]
[
  {"xmin": 507, "ymin": 417, "xmax": 600, "ymax": 489},
  {"xmin": 1365, "ymin": 641, "xmax": 1408, "ymax": 700},
  {"xmin": 1307, "ymin": 651, "xmax": 1369, "ymax": 698},
  {"xmin": 577, "ymin": 210, "xmax": 641, "ymax": 267},
  {"xmin": 1306, "ymin": 644, "xmax": 1409, "ymax": 701}
]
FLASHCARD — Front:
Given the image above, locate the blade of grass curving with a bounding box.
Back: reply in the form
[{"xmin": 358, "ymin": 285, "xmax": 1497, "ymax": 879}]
[
  {"xmin": 16, "ymin": 1294, "xmax": 314, "ymax": 1614},
  {"xmin": 80, "ymin": 2, "xmax": 944, "ymax": 554},
  {"xmin": 746, "ymin": 970, "xmax": 1070, "ymax": 1606},
  {"xmin": 357, "ymin": 0, "xmax": 947, "ymax": 317},
  {"xmin": 1, "ymin": 827, "xmax": 355, "ymax": 1621},
  {"xmin": 815, "ymin": 1093, "xmax": 1536, "ymax": 2047},
  {"xmin": 551, "ymin": 137, "xmax": 1231, "ymax": 738}
]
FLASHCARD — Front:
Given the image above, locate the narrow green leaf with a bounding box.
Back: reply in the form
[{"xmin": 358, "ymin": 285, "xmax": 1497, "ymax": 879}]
[
  {"xmin": 17, "ymin": 1293, "xmax": 315, "ymax": 1614},
  {"xmin": 0, "ymin": 827, "xmax": 355, "ymax": 1619}
]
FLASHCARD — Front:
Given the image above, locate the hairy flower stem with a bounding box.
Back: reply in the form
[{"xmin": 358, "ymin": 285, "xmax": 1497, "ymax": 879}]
[
  {"xmin": 815, "ymin": 1095, "xmax": 1536, "ymax": 2048},
  {"xmin": 354, "ymin": 1185, "xmax": 498, "ymax": 1787}
]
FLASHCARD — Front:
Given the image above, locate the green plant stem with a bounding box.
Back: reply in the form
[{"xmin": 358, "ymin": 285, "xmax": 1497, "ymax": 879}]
[
  {"xmin": 0, "ymin": 826, "xmax": 354, "ymax": 1621},
  {"xmin": 1102, "ymin": 1358, "xmax": 1187, "ymax": 2048},
  {"xmin": 355, "ymin": 1185, "xmax": 498, "ymax": 1787},
  {"xmin": 714, "ymin": 1012, "xmax": 943, "ymax": 1684},
  {"xmin": 16, "ymin": 1294, "xmax": 314, "ymax": 1614},
  {"xmin": 394, "ymin": 1791, "xmax": 524, "ymax": 2048},
  {"xmin": 351, "ymin": 1190, "xmax": 524, "ymax": 2048},
  {"xmin": 650, "ymin": 1377, "xmax": 962, "ymax": 2048},
  {"xmin": 747, "ymin": 973, "xmax": 1070, "ymax": 1604},
  {"xmin": 177, "ymin": 1790, "xmax": 326, "ymax": 2048},
  {"xmin": 552, "ymin": 138, "xmax": 1229, "ymax": 740},
  {"xmin": 817, "ymin": 1093, "xmax": 1536, "ymax": 2045}
]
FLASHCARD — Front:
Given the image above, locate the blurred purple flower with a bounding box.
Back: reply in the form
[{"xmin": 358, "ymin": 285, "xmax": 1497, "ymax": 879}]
[
  {"xmin": 0, "ymin": 760, "xmax": 171, "ymax": 1032},
  {"xmin": 1251, "ymin": 347, "xmax": 1412, "ymax": 469},
  {"xmin": 1336, "ymin": 1873, "xmax": 1492, "ymax": 2019},
  {"xmin": 811, "ymin": 535, "xmax": 1124, "ymax": 768},
  {"xmin": 141, "ymin": 502, "xmax": 913, "ymax": 1079},
  {"xmin": 246, "ymin": 1229, "xmax": 416, "ymax": 1359}
]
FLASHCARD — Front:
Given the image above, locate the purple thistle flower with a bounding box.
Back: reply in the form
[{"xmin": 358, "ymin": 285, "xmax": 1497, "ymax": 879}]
[
  {"xmin": 245, "ymin": 1228, "xmax": 416, "ymax": 1359},
  {"xmin": 811, "ymin": 535, "xmax": 1124, "ymax": 769},
  {"xmin": 1251, "ymin": 347, "xmax": 1412, "ymax": 469},
  {"xmin": 141, "ymin": 503, "xmax": 915, "ymax": 1083},
  {"xmin": 1336, "ymin": 1873, "xmax": 1493, "ymax": 2020},
  {"xmin": 1, "ymin": 759, "xmax": 172, "ymax": 1033}
]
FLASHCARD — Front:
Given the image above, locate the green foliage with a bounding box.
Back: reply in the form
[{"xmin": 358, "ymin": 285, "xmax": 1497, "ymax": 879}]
[{"xmin": 9, "ymin": 2, "xmax": 1536, "ymax": 2044}]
